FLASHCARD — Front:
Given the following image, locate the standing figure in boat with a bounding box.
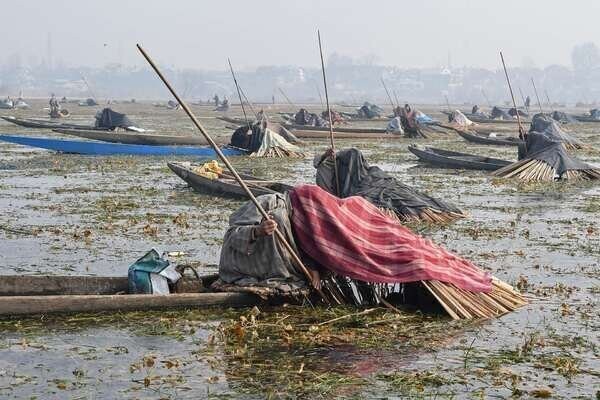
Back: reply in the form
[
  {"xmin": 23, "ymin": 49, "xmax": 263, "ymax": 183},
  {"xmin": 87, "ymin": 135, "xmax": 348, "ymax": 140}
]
[{"xmin": 49, "ymin": 94, "xmax": 61, "ymax": 118}]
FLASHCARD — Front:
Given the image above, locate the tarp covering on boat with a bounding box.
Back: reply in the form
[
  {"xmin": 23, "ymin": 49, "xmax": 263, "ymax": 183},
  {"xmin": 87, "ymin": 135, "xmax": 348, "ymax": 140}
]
[
  {"xmin": 230, "ymin": 116, "xmax": 303, "ymax": 157},
  {"xmin": 294, "ymin": 108, "xmax": 326, "ymax": 127},
  {"xmin": 357, "ymin": 103, "xmax": 382, "ymax": 119},
  {"xmin": 519, "ymin": 132, "xmax": 592, "ymax": 176},
  {"xmin": 449, "ymin": 110, "xmax": 473, "ymax": 126},
  {"xmin": 314, "ymin": 148, "xmax": 464, "ymax": 221},
  {"xmin": 528, "ymin": 113, "xmax": 583, "ymax": 149},
  {"xmin": 95, "ymin": 108, "xmax": 134, "ymax": 130},
  {"xmin": 551, "ymin": 111, "xmax": 579, "ymax": 124},
  {"xmin": 289, "ymin": 184, "xmax": 491, "ymax": 291},
  {"xmin": 490, "ymin": 106, "xmax": 512, "ymax": 120}
]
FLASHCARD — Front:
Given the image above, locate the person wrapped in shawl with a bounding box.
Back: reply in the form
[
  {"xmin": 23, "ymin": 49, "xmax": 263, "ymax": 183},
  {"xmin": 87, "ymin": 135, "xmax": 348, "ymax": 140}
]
[
  {"xmin": 313, "ymin": 148, "xmax": 466, "ymax": 224},
  {"xmin": 216, "ymin": 185, "xmax": 525, "ymax": 319}
]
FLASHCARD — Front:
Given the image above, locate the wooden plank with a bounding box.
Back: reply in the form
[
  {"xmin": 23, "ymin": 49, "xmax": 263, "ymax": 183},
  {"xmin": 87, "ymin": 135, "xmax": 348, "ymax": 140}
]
[
  {"xmin": 0, "ymin": 275, "xmax": 128, "ymax": 296},
  {"xmin": 0, "ymin": 292, "xmax": 261, "ymax": 316}
]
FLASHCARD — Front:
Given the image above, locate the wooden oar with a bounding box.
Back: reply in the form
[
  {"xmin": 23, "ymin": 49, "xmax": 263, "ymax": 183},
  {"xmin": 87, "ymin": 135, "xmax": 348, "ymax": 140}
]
[
  {"xmin": 137, "ymin": 44, "xmax": 327, "ymax": 302},
  {"xmin": 228, "ymin": 58, "xmax": 251, "ymax": 129},
  {"xmin": 317, "ymin": 30, "xmax": 340, "ymax": 196},
  {"xmin": 500, "ymin": 52, "xmax": 525, "ymax": 142}
]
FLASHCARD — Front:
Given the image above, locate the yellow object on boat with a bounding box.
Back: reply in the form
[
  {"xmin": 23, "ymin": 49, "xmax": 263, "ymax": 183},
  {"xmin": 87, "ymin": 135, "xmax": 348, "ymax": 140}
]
[{"xmin": 192, "ymin": 160, "xmax": 223, "ymax": 180}]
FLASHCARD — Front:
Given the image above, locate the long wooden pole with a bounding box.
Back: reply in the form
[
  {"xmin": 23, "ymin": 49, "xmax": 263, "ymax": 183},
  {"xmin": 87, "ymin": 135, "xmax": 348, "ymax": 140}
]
[
  {"xmin": 317, "ymin": 30, "xmax": 340, "ymax": 196},
  {"xmin": 227, "ymin": 59, "xmax": 251, "ymax": 129},
  {"xmin": 278, "ymin": 87, "xmax": 296, "ymax": 108},
  {"xmin": 481, "ymin": 89, "xmax": 492, "ymax": 108},
  {"xmin": 393, "ymin": 90, "xmax": 400, "ymax": 108},
  {"xmin": 137, "ymin": 45, "xmax": 325, "ymax": 299},
  {"xmin": 238, "ymin": 84, "xmax": 258, "ymax": 119},
  {"xmin": 499, "ymin": 52, "xmax": 525, "ymax": 140},
  {"xmin": 313, "ymin": 80, "xmax": 324, "ymax": 109},
  {"xmin": 380, "ymin": 77, "xmax": 395, "ymax": 109},
  {"xmin": 81, "ymin": 75, "xmax": 98, "ymax": 103},
  {"xmin": 518, "ymin": 86, "xmax": 528, "ymax": 113},
  {"xmin": 544, "ymin": 89, "xmax": 551, "ymax": 107},
  {"xmin": 531, "ymin": 78, "xmax": 544, "ymax": 114}
]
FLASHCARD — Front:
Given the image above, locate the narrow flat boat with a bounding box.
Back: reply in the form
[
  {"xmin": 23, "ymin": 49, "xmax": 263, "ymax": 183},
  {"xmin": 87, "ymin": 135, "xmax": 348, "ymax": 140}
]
[
  {"xmin": 457, "ymin": 129, "xmax": 523, "ymax": 146},
  {"xmin": 54, "ymin": 128, "xmax": 227, "ymax": 146},
  {"xmin": 168, "ymin": 161, "xmax": 292, "ymax": 198},
  {"xmin": 0, "ymin": 135, "xmax": 243, "ymax": 156},
  {"xmin": 0, "ymin": 274, "xmax": 261, "ymax": 316},
  {"xmin": 1, "ymin": 116, "xmax": 104, "ymax": 130},
  {"xmin": 408, "ymin": 145, "xmax": 512, "ymax": 171}
]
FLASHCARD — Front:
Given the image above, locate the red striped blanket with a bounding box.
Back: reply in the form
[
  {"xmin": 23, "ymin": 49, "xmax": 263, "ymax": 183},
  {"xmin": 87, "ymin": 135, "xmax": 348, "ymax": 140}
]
[{"xmin": 289, "ymin": 185, "xmax": 491, "ymax": 292}]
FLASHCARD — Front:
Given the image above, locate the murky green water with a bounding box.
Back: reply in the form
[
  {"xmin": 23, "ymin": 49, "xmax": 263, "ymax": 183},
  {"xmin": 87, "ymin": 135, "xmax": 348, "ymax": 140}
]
[{"xmin": 0, "ymin": 101, "xmax": 598, "ymax": 399}]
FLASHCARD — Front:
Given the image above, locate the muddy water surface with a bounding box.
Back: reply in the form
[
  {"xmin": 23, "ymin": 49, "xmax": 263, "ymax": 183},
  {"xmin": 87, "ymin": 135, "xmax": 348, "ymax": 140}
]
[{"xmin": 0, "ymin": 101, "xmax": 598, "ymax": 399}]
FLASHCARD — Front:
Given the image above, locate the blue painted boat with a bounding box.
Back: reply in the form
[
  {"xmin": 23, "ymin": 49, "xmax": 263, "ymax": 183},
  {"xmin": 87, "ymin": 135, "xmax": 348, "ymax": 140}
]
[{"xmin": 0, "ymin": 135, "xmax": 243, "ymax": 156}]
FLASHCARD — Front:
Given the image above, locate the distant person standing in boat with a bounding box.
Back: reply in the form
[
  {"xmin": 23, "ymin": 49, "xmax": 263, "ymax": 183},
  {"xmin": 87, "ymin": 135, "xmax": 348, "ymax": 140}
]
[
  {"xmin": 525, "ymin": 96, "xmax": 531, "ymax": 109},
  {"xmin": 213, "ymin": 94, "xmax": 220, "ymax": 107},
  {"xmin": 49, "ymin": 94, "xmax": 61, "ymax": 118},
  {"xmin": 471, "ymin": 105, "xmax": 479, "ymax": 115}
]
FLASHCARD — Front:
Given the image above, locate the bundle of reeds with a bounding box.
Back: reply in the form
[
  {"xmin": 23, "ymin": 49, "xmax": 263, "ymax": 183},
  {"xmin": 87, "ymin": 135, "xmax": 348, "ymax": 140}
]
[
  {"xmin": 422, "ymin": 278, "xmax": 527, "ymax": 320},
  {"xmin": 320, "ymin": 275, "xmax": 526, "ymax": 320},
  {"xmin": 379, "ymin": 207, "xmax": 467, "ymax": 225},
  {"xmin": 493, "ymin": 158, "xmax": 600, "ymax": 182},
  {"xmin": 251, "ymin": 147, "xmax": 305, "ymax": 158}
]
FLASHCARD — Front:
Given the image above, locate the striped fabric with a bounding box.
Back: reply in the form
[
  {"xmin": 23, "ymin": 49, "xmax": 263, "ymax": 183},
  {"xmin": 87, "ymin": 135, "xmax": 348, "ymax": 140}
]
[{"xmin": 289, "ymin": 185, "xmax": 491, "ymax": 292}]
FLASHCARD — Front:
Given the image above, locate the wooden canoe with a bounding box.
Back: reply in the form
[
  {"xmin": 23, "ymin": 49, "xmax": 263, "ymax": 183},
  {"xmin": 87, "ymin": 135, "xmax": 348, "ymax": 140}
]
[
  {"xmin": 0, "ymin": 135, "xmax": 243, "ymax": 156},
  {"xmin": 457, "ymin": 129, "xmax": 523, "ymax": 146},
  {"xmin": 441, "ymin": 111, "xmax": 529, "ymax": 125},
  {"xmin": 573, "ymin": 115, "xmax": 600, "ymax": 123},
  {"xmin": 0, "ymin": 274, "xmax": 261, "ymax": 316},
  {"xmin": 408, "ymin": 144, "xmax": 512, "ymax": 171},
  {"xmin": 217, "ymin": 115, "xmax": 247, "ymax": 124},
  {"xmin": 1, "ymin": 116, "xmax": 106, "ymax": 130},
  {"xmin": 168, "ymin": 161, "xmax": 293, "ymax": 198},
  {"xmin": 53, "ymin": 128, "xmax": 226, "ymax": 146}
]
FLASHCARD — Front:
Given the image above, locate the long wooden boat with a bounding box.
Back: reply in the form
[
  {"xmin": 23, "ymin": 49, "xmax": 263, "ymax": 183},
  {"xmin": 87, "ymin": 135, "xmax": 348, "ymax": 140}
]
[
  {"xmin": 168, "ymin": 162, "xmax": 292, "ymax": 198},
  {"xmin": 0, "ymin": 274, "xmax": 262, "ymax": 316},
  {"xmin": 573, "ymin": 115, "xmax": 600, "ymax": 123},
  {"xmin": 408, "ymin": 145, "xmax": 512, "ymax": 171},
  {"xmin": 441, "ymin": 111, "xmax": 528, "ymax": 125},
  {"xmin": 456, "ymin": 129, "xmax": 523, "ymax": 146},
  {"xmin": 0, "ymin": 135, "xmax": 243, "ymax": 156},
  {"xmin": 53, "ymin": 128, "xmax": 226, "ymax": 146},
  {"xmin": 217, "ymin": 115, "xmax": 247, "ymax": 124},
  {"xmin": 285, "ymin": 124, "xmax": 387, "ymax": 134},
  {"xmin": 1, "ymin": 116, "xmax": 106, "ymax": 130}
]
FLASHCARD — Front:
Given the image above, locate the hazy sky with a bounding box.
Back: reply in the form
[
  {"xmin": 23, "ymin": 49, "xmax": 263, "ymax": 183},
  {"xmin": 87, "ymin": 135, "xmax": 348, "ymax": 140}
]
[{"xmin": 3, "ymin": 0, "xmax": 600, "ymax": 71}]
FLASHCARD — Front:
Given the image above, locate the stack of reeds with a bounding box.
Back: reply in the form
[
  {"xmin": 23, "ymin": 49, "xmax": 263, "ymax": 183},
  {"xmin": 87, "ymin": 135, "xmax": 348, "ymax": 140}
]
[
  {"xmin": 379, "ymin": 206, "xmax": 467, "ymax": 225},
  {"xmin": 493, "ymin": 158, "xmax": 600, "ymax": 182},
  {"xmin": 422, "ymin": 278, "xmax": 527, "ymax": 320},
  {"xmin": 251, "ymin": 147, "xmax": 305, "ymax": 158},
  {"xmin": 320, "ymin": 275, "xmax": 526, "ymax": 320}
]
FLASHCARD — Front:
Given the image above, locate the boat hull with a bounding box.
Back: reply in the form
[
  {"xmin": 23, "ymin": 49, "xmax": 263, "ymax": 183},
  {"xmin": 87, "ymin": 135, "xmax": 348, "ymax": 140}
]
[
  {"xmin": 456, "ymin": 129, "xmax": 522, "ymax": 146},
  {"xmin": 0, "ymin": 274, "xmax": 263, "ymax": 316},
  {"xmin": 408, "ymin": 145, "xmax": 511, "ymax": 171},
  {"xmin": 0, "ymin": 135, "xmax": 243, "ymax": 156},
  {"xmin": 54, "ymin": 128, "xmax": 219, "ymax": 146},
  {"xmin": 1, "ymin": 116, "xmax": 105, "ymax": 130},
  {"xmin": 168, "ymin": 162, "xmax": 292, "ymax": 198}
]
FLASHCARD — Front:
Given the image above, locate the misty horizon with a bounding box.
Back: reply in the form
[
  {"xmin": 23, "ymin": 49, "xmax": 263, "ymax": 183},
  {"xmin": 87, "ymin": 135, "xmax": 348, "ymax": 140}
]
[{"xmin": 2, "ymin": 0, "xmax": 600, "ymax": 71}]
